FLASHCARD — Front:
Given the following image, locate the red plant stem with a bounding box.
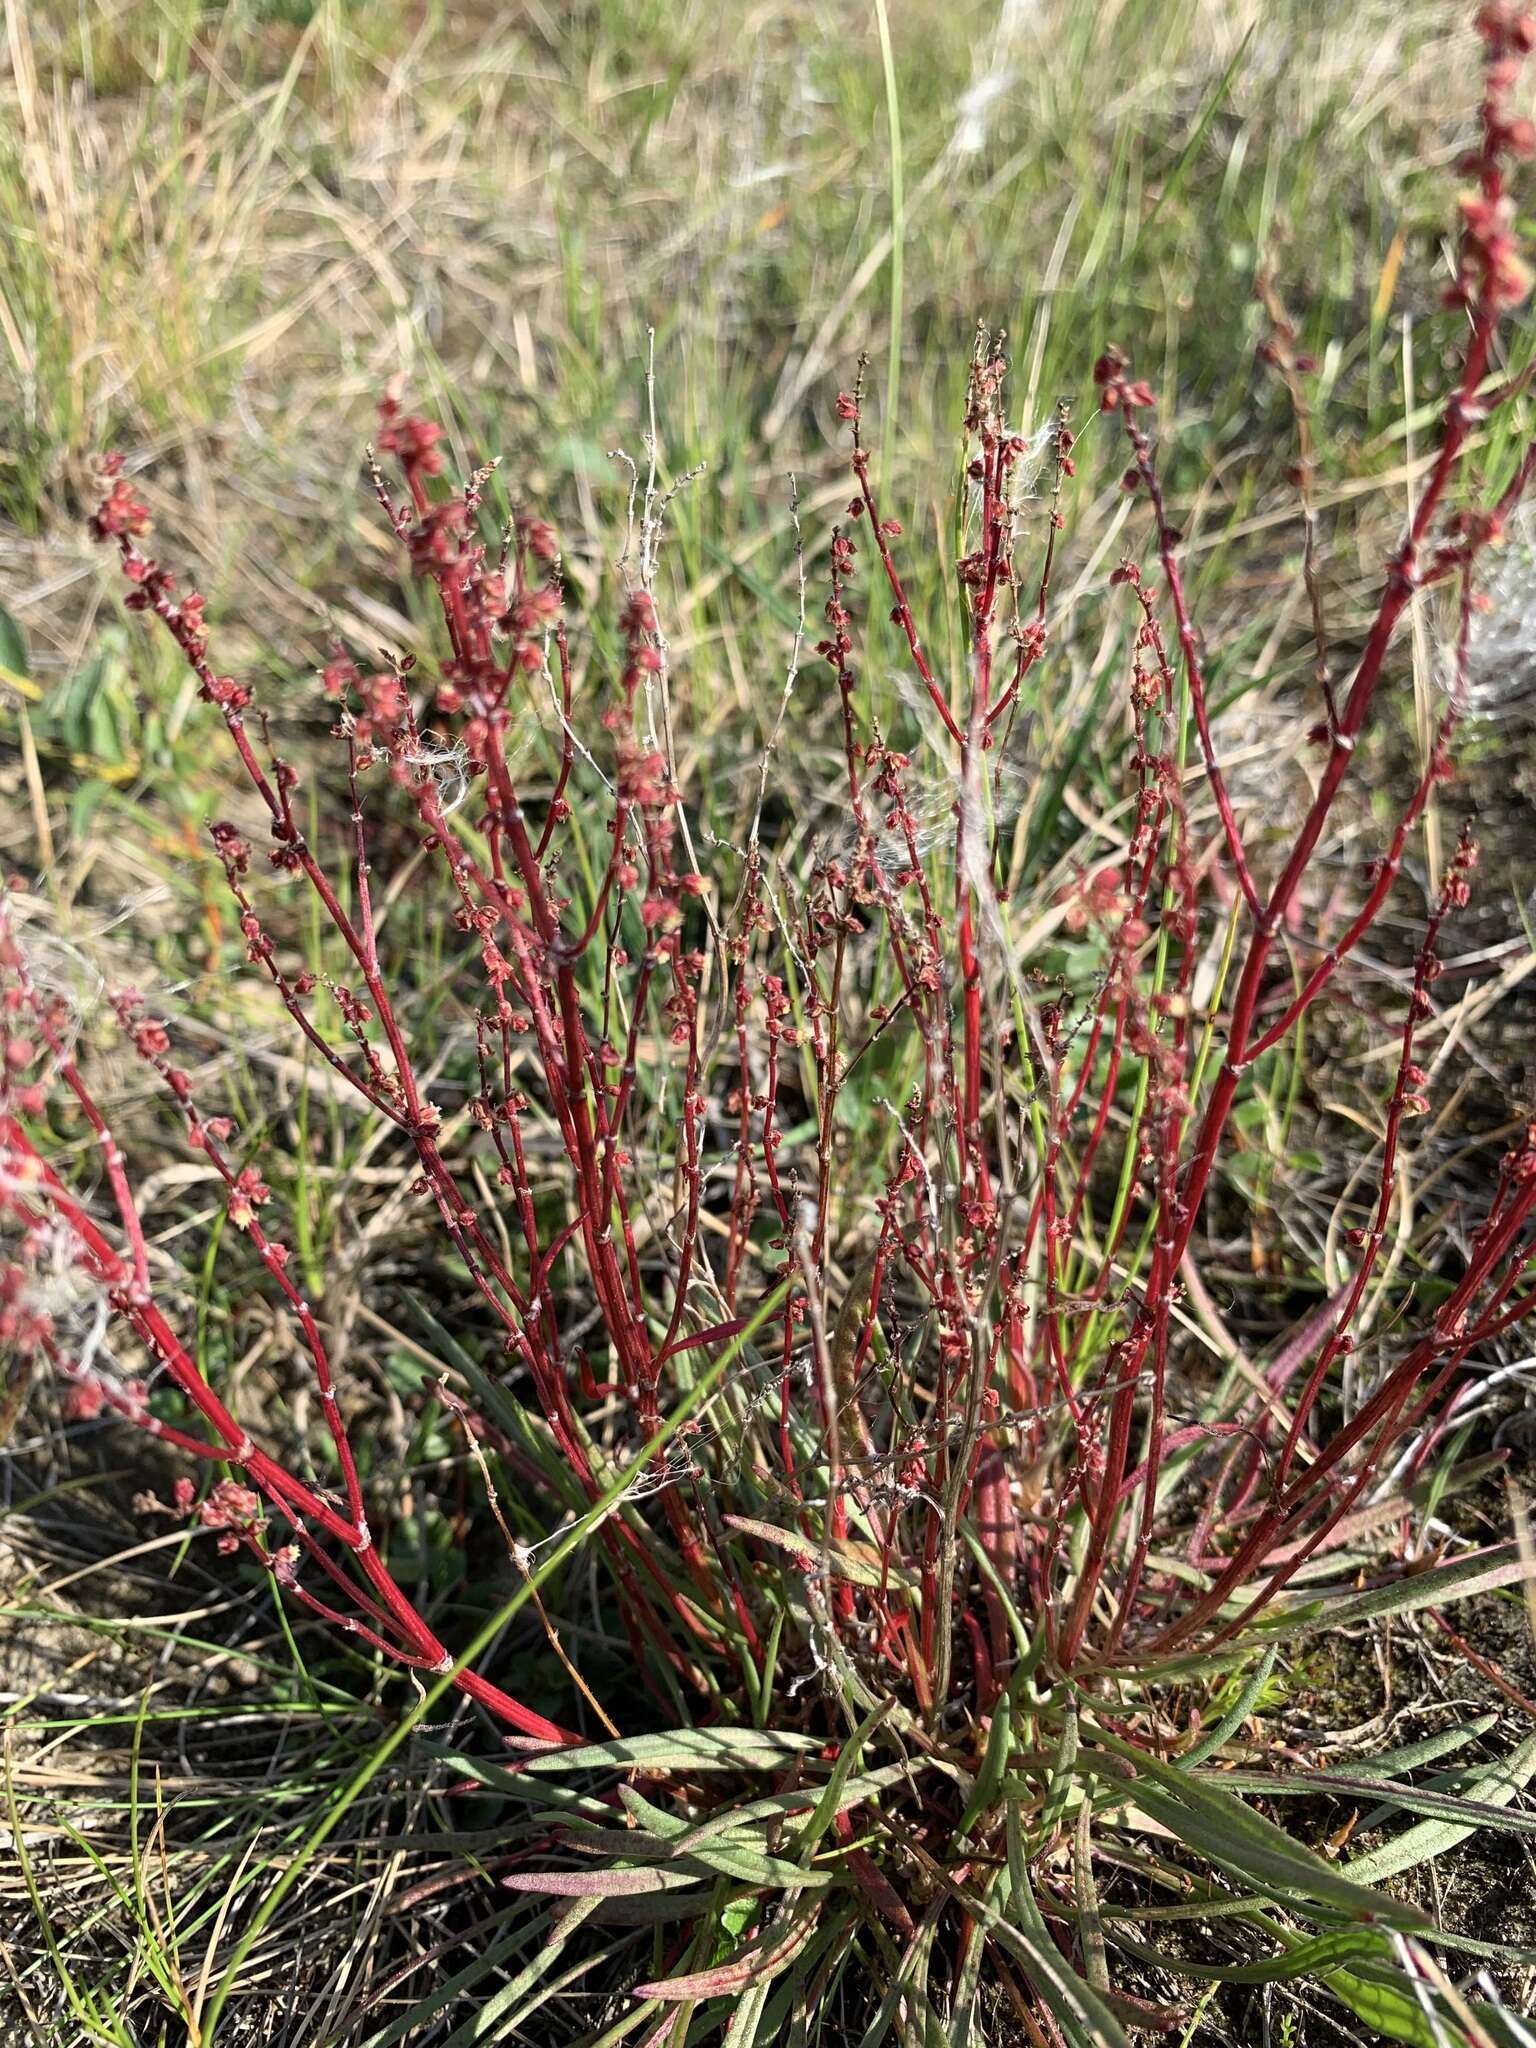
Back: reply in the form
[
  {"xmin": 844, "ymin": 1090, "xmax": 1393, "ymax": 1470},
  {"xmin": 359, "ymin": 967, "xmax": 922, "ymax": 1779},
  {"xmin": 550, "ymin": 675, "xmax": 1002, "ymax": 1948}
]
[
  {"xmin": 534, "ymin": 617, "xmax": 577, "ymax": 862},
  {"xmin": 1128, "ymin": 1167, "xmax": 1536, "ymax": 1660},
  {"xmin": 1272, "ymin": 829, "xmax": 1477, "ymax": 1500},
  {"xmin": 850, "ymin": 444, "xmax": 963, "ymax": 744},
  {"xmin": 1241, "ymin": 447, "xmax": 1536, "ymax": 1068},
  {"xmin": 0, "ymin": 1111, "xmax": 578, "ymax": 1743},
  {"xmin": 1058, "ymin": 222, "xmax": 1521, "ymax": 1667},
  {"xmin": 1427, "ymin": 1609, "xmax": 1536, "ymax": 1719},
  {"xmin": 1116, "ymin": 408, "xmax": 1261, "ymax": 920}
]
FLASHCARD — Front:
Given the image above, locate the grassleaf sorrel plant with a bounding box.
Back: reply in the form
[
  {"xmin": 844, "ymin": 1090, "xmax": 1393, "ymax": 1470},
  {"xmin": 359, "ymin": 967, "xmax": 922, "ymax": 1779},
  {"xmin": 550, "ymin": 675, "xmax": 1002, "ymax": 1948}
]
[{"xmin": 6, "ymin": 5, "xmax": 1536, "ymax": 2043}]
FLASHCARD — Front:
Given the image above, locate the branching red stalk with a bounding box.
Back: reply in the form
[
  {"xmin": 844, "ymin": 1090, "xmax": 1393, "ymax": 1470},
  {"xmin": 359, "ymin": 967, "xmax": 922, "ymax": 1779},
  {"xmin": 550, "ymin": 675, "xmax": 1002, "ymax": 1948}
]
[{"xmin": 3, "ymin": 3, "xmax": 1535, "ymax": 1783}]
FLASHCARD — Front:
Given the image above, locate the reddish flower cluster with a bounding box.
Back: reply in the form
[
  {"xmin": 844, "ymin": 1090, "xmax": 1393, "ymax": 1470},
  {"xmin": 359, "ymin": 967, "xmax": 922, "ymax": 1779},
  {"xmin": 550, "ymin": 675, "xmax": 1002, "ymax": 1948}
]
[
  {"xmin": 1446, "ymin": 5, "xmax": 1536, "ymax": 310},
  {"xmin": 0, "ymin": 1258, "xmax": 50, "ymax": 1354},
  {"xmin": 375, "ymin": 398, "xmax": 445, "ymax": 478},
  {"xmin": 192, "ymin": 1477, "xmax": 266, "ymax": 1555},
  {"xmin": 1092, "ymin": 346, "xmax": 1155, "ymax": 413},
  {"xmin": 88, "ymin": 474, "xmax": 151, "ymax": 542}
]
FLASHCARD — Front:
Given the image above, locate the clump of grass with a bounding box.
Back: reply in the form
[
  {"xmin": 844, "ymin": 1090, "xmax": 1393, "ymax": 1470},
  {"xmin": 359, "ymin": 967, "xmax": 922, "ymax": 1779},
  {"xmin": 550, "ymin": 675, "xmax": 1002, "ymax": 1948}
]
[{"xmin": 6, "ymin": 4, "xmax": 1536, "ymax": 2043}]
